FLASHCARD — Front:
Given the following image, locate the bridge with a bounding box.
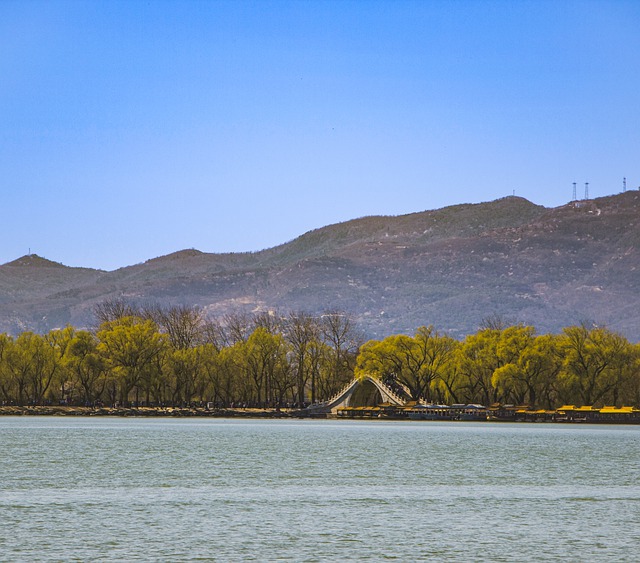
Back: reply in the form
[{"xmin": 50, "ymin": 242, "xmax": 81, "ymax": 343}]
[{"xmin": 302, "ymin": 375, "xmax": 409, "ymax": 416}]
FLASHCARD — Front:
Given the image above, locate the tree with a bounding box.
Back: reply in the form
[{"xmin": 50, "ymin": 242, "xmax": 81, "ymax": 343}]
[
  {"xmin": 268, "ymin": 339, "xmax": 295, "ymax": 409},
  {"xmin": 410, "ymin": 326, "xmax": 458, "ymax": 402},
  {"xmin": 454, "ymin": 328, "xmax": 502, "ymax": 405},
  {"xmin": 434, "ymin": 345, "xmax": 463, "ymax": 405},
  {"xmin": 222, "ymin": 312, "xmax": 253, "ymax": 345},
  {"xmin": 64, "ymin": 330, "xmax": 107, "ymax": 405},
  {"xmin": 46, "ymin": 327, "xmax": 76, "ymax": 404},
  {"xmin": 206, "ymin": 343, "xmax": 250, "ymax": 406},
  {"xmin": 355, "ymin": 326, "xmax": 457, "ymax": 402},
  {"xmin": 0, "ymin": 333, "xmax": 14, "ymax": 403},
  {"xmin": 143, "ymin": 304, "xmax": 204, "ymax": 350},
  {"xmin": 558, "ymin": 324, "xmax": 633, "ymax": 406},
  {"xmin": 619, "ymin": 343, "xmax": 640, "ymax": 407},
  {"xmin": 284, "ymin": 312, "xmax": 320, "ymax": 406},
  {"xmin": 201, "ymin": 319, "xmax": 228, "ymax": 351},
  {"xmin": 94, "ymin": 299, "xmax": 139, "ymax": 325},
  {"xmin": 97, "ymin": 317, "xmax": 167, "ymax": 406},
  {"xmin": 306, "ymin": 333, "xmax": 332, "ymax": 404},
  {"xmin": 199, "ymin": 343, "xmax": 227, "ymax": 406},
  {"xmin": 454, "ymin": 325, "xmax": 540, "ymax": 405},
  {"xmin": 490, "ymin": 326, "xmax": 536, "ymax": 405},
  {"xmin": 320, "ymin": 312, "xmax": 361, "ymax": 399},
  {"xmin": 242, "ymin": 327, "xmax": 291, "ymax": 407},
  {"xmin": 252, "ymin": 311, "xmax": 283, "ymax": 335},
  {"xmin": 3, "ymin": 332, "xmax": 59, "ymax": 405},
  {"xmin": 356, "ymin": 337, "xmax": 408, "ymax": 396},
  {"xmin": 165, "ymin": 346, "xmax": 203, "ymax": 405},
  {"xmin": 491, "ymin": 331, "xmax": 563, "ymax": 407}
]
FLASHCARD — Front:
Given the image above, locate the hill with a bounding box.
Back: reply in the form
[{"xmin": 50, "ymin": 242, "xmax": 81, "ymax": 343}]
[{"xmin": 1, "ymin": 192, "xmax": 639, "ymax": 340}]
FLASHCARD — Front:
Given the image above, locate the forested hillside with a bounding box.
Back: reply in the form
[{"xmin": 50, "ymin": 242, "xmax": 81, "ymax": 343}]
[{"xmin": 1, "ymin": 192, "xmax": 639, "ymax": 340}]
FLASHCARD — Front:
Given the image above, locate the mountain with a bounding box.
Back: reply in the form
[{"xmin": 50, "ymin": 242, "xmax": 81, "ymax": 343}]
[{"xmin": 1, "ymin": 192, "xmax": 639, "ymax": 340}]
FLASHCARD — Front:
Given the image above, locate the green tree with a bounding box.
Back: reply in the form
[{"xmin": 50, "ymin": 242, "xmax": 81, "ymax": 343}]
[
  {"xmin": 213, "ymin": 343, "xmax": 252, "ymax": 406},
  {"xmin": 0, "ymin": 333, "xmax": 14, "ymax": 403},
  {"xmin": 356, "ymin": 327, "xmax": 457, "ymax": 402},
  {"xmin": 165, "ymin": 346, "xmax": 203, "ymax": 405},
  {"xmin": 432, "ymin": 339, "xmax": 463, "ymax": 404},
  {"xmin": 455, "ymin": 328, "xmax": 502, "ymax": 405},
  {"xmin": 491, "ymin": 326, "xmax": 537, "ymax": 405},
  {"xmin": 3, "ymin": 332, "xmax": 59, "ymax": 405},
  {"xmin": 492, "ymin": 333, "xmax": 563, "ymax": 408},
  {"xmin": 242, "ymin": 327, "xmax": 291, "ymax": 406},
  {"xmin": 455, "ymin": 325, "xmax": 540, "ymax": 405},
  {"xmin": 602, "ymin": 337, "xmax": 639, "ymax": 407},
  {"xmin": 199, "ymin": 343, "xmax": 228, "ymax": 406},
  {"xmin": 97, "ymin": 317, "xmax": 167, "ymax": 406},
  {"xmin": 558, "ymin": 324, "xmax": 630, "ymax": 406},
  {"xmin": 46, "ymin": 327, "xmax": 76, "ymax": 404},
  {"xmin": 619, "ymin": 343, "xmax": 640, "ymax": 407},
  {"xmin": 64, "ymin": 330, "xmax": 107, "ymax": 405}
]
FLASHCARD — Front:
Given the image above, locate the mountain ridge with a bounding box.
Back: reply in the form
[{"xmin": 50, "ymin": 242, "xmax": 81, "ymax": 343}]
[{"xmin": 1, "ymin": 192, "xmax": 639, "ymax": 340}]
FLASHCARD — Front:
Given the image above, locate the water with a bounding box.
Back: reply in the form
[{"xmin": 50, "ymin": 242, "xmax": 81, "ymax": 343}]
[{"xmin": 1, "ymin": 418, "xmax": 639, "ymax": 562}]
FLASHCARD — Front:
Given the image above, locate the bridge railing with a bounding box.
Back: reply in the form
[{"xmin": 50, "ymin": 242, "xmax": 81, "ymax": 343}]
[
  {"xmin": 373, "ymin": 378, "xmax": 409, "ymax": 406},
  {"xmin": 302, "ymin": 374, "xmax": 410, "ymax": 413},
  {"xmin": 311, "ymin": 379, "xmax": 359, "ymax": 409}
]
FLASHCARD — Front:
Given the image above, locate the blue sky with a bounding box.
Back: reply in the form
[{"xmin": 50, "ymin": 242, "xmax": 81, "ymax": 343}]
[{"xmin": 1, "ymin": 0, "xmax": 639, "ymax": 270}]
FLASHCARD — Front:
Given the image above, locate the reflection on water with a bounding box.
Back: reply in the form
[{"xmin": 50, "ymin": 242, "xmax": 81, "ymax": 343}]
[{"xmin": 1, "ymin": 418, "xmax": 639, "ymax": 561}]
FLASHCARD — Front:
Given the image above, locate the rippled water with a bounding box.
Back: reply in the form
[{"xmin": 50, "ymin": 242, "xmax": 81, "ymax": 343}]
[{"xmin": 1, "ymin": 418, "xmax": 639, "ymax": 561}]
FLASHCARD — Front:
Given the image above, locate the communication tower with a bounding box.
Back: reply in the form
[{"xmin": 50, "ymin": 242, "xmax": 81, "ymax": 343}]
[
  {"xmin": 585, "ymin": 182, "xmax": 589, "ymax": 200},
  {"xmin": 572, "ymin": 182, "xmax": 577, "ymax": 201},
  {"xmin": 623, "ymin": 177, "xmax": 627, "ymax": 192}
]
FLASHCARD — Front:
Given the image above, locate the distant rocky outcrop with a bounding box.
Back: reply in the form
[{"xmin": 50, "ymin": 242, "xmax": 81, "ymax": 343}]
[{"xmin": 1, "ymin": 192, "xmax": 639, "ymax": 340}]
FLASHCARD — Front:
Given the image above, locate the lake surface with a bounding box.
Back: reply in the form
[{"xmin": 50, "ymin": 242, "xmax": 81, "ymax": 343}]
[{"xmin": 0, "ymin": 418, "xmax": 639, "ymax": 562}]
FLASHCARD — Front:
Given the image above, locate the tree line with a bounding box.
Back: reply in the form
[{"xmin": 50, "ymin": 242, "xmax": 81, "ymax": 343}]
[
  {"xmin": 357, "ymin": 320, "xmax": 640, "ymax": 408},
  {"xmin": 0, "ymin": 302, "xmax": 361, "ymax": 408},
  {"xmin": 0, "ymin": 302, "xmax": 638, "ymax": 409}
]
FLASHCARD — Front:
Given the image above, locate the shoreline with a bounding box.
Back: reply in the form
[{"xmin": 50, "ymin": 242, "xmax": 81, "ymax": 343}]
[
  {"xmin": 1, "ymin": 405, "xmax": 639, "ymax": 424},
  {"xmin": 0, "ymin": 405, "xmax": 301, "ymax": 418}
]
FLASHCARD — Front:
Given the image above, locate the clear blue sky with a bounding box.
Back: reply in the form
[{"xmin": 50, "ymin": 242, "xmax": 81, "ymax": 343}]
[{"xmin": 1, "ymin": 0, "xmax": 639, "ymax": 271}]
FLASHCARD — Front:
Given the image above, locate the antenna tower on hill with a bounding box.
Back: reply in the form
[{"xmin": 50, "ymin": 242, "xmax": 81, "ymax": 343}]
[
  {"xmin": 585, "ymin": 182, "xmax": 589, "ymax": 200},
  {"xmin": 572, "ymin": 182, "xmax": 577, "ymax": 201},
  {"xmin": 623, "ymin": 177, "xmax": 627, "ymax": 192}
]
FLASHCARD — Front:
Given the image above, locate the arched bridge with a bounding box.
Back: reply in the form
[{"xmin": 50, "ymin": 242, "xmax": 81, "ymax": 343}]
[{"xmin": 303, "ymin": 375, "xmax": 409, "ymax": 415}]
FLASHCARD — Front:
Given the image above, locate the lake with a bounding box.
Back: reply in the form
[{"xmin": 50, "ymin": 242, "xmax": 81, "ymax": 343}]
[{"xmin": 0, "ymin": 417, "xmax": 639, "ymax": 561}]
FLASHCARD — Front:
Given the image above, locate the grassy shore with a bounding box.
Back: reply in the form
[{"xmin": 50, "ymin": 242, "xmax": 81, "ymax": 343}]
[{"xmin": 0, "ymin": 405, "xmax": 299, "ymax": 418}]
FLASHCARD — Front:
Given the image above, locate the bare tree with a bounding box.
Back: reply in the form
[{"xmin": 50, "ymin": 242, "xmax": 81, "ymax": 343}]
[
  {"xmin": 201, "ymin": 319, "xmax": 228, "ymax": 351},
  {"xmin": 222, "ymin": 312, "xmax": 253, "ymax": 345},
  {"xmin": 94, "ymin": 299, "xmax": 139, "ymax": 326},
  {"xmin": 320, "ymin": 311, "xmax": 363, "ymax": 398},
  {"xmin": 479, "ymin": 313, "xmax": 515, "ymax": 332},
  {"xmin": 284, "ymin": 311, "xmax": 319, "ymax": 406},
  {"xmin": 146, "ymin": 304, "xmax": 204, "ymax": 350},
  {"xmin": 252, "ymin": 311, "xmax": 283, "ymax": 335}
]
